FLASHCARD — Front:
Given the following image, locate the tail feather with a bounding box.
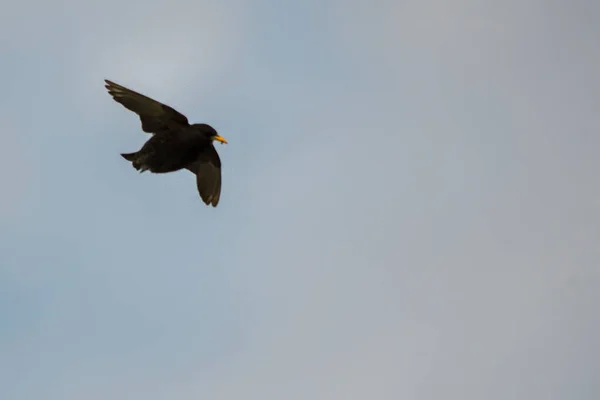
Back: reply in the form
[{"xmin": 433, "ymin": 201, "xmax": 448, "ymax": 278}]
[
  {"xmin": 121, "ymin": 152, "xmax": 137, "ymax": 162},
  {"xmin": 120, "ymin": 151, "xmax": 148, "ymax": 173}
]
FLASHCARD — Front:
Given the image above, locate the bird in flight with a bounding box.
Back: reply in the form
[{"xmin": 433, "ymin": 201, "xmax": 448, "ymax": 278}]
[{"xmin": 104, "ymin": 79, "xmax": 227, "ymax": 207}]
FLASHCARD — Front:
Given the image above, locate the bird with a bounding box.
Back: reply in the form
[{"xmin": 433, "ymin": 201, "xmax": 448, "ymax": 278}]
[{"xmin": 104, "ymin": 79, "xmax": 227, "ymax": 207}]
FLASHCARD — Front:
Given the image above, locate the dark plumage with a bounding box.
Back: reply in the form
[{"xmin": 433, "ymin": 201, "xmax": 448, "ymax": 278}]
[{"xmin": 104, "ymin": 79, "xmax": 227, "ymax": 207}]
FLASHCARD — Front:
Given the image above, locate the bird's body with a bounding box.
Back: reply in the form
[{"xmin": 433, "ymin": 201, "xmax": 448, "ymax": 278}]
[
  {"xmin": 122, "ymin": 125, "xmax": 214, "ymax": 173},
  {"xmin": 104, "ymin": 80, "xmax": 227, "ymax": 206}
]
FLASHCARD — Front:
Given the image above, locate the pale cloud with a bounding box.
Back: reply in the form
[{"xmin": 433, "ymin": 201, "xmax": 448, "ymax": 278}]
[
  {"xmin": 191, "ymin": 2, "xmax": 600, "ymax": 399},
  {"xmin": 2, "ymin": 1, "xmax": 599, "ymax": 399},
  {"xmin": 0, "ymin": 114, "xmax": 39, "ymax": 223},
  {"xmin": 81, "ymin": 2, "xmax": 243, "ymax": 95}
]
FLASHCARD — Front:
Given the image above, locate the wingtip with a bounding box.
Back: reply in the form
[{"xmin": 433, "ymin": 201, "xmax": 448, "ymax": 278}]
[
  {"xmin": 104, "ymin": 79, "xmax": 126, "ymax": 98},
  {"xmin": 104, "ymin": 79, "xmax": 122, "ymax": 91},
  {"xmin": 198, "ymin": 193, "xmax": 219, "ymax": 207}
]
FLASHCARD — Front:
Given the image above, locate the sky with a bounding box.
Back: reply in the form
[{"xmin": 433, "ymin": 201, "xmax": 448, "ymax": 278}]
[{"xmin": 1, "ymin": 0, "xmax": 599, "ymax": 399}]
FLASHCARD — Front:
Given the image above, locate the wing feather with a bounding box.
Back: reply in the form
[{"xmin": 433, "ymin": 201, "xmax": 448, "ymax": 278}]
[
  {"xmin": 104, "ymin": 79, "xmax": 189, "ymax": 134},
  {"xmin": 188, "ymin": 145, "xmax": 222, "ymax": 207}
]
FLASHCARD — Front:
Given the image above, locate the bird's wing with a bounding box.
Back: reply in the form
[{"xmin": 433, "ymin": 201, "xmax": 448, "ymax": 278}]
[
  {"xmin": 104, "ymin": 79, "xmax": 189, "ymax": 134},
  {"xmin": 189, "ymin": 145, "xmax": 222, "ymax": 207}
]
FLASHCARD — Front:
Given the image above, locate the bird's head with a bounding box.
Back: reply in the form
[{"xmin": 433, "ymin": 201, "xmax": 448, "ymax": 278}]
[{"xmin": 193, "ymin": 123, "xmax": 228, "ymax": 145}]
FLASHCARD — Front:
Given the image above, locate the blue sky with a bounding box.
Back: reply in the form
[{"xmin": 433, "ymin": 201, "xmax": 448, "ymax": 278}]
[{"xmin": 1, "ymin": 0, "xmax": 600, "ymax": 399}]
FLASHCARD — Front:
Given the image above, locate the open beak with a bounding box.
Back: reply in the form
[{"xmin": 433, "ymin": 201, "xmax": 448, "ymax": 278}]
[{"xmin": 213, "ymin": 135, "xmax": 228, "ymax": 145}]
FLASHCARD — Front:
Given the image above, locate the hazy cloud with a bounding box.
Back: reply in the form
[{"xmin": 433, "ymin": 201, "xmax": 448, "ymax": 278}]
[{"xmin": 2, "ymin": 1, "xmax": 599, "ymax": 399}]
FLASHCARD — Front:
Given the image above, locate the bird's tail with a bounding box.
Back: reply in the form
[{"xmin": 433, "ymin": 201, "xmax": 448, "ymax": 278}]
[
  {"xmin": 121, "ymin": 152, "xmax": 148, "ymax": 173},
  {"xmin": 121, "ymin": 152, "xmax": 137, "ymax": 162}
]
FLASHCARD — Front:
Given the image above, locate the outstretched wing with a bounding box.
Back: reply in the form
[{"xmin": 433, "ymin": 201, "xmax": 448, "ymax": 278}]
[
  {"xmin": 188, "ymin": 145, "xmax": 222, "ymax": 207},
  {"xmin": 104, "ymin": 79, "xmax": 189, "ymax": 134}
]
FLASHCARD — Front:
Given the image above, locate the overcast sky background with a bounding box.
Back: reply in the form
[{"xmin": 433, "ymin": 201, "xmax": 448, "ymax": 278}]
[{"xmin": 1, "ymin": 0, "xmax": 599, "ymax": 399}]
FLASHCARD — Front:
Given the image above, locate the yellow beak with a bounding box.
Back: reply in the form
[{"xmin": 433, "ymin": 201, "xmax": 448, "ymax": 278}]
[{"xmin": 213, "ymin": 135, "xmax": 228, "ymax": 144}]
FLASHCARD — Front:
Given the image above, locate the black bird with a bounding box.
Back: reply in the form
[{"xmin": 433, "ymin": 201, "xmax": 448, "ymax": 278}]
[{"xmin": 104, "ymin": 79, "xmax": 227, "ymax": 207}]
